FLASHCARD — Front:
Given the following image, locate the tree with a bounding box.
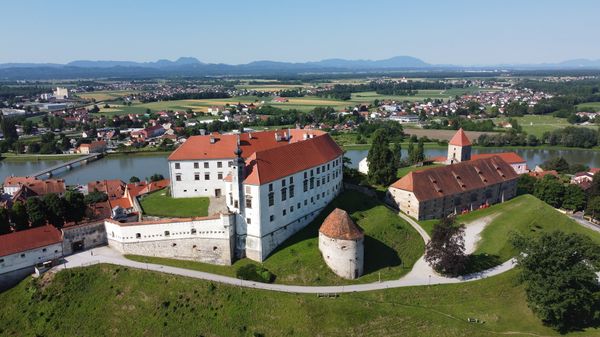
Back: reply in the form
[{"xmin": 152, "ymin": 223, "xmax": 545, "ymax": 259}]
[
  {"xmin": 26, "ymin": 197, "xmax": 47, "ymax": 227},
  {"xmin": 533, "ymin": 175, "xmax": 564, "ymax": 208},
  {"xmin": 84, "ymin": 190, "xmax": 108, "ymax": 205},
  {"xmin": 43, "ymin": 193, "xmax": 66, "ymax": 227},
  {"xmin": 541, "ymin": 157, "xmax": 569, "ymax": 173},
  {"xmin": 149, "ymin": 173, "xmax": 165, "ymax": 182},
  {"xmin": 391, "ymin": 143, "xmax": 402, "ymax": 170},
  {"xmin": 517, "ymin": 174, "xmax": 536, "ymax": 195},
  {"xmin": 0, "ymin": 115, "xmax": 18, "ymax": 143},
  {"xmin": 11, "ymin": 201, "xmax": 28, "ymax": 231},
  {"xmin": 407, "ymin": 138, "xmax": 415, "ymax": 164},
  {"xmin": 512, "ymin": 232, "xmax": 600, "ymax": 332},
  {"xmin": 415, "ymin": 138, "xmax": 425, "ymax": 163},
  {"xmin": 0, "ymin": 208, "xmax": 11, "ymax": 234},
  {"xmin": 586, "ymin": 196, "xmax": 600, "ymax": 220},
  {"xmin": 64, "ymin": 190, "xmax": 86, "ymax": 223},
  {"xmin": 562, "ymin": 185, "xmax": 586, "ymax": 211},
  {"xmin": 129, "ymin": 176, "xmax": 141, "ymax": 183},
  {"xmin": 425, "ymin": 216, "xmax": 467, "ymax": 276},
  {"xmin": 366, "ymin": 129, "xmax": 396, "ymax": 185}
]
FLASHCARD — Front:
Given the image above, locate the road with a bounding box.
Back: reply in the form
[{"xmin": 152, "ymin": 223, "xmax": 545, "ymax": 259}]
[{"xmin": 54, "ymin": 210, "xmax": 516, "ymax": 294}]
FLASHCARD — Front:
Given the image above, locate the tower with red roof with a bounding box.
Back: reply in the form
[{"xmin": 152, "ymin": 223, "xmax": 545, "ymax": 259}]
[{"xmin": 447, "ymin": 128, "xmax": 472, "ymax": 164}]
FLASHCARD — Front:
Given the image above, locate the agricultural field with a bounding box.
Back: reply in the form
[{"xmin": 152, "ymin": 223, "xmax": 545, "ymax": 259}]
[
  {"xmin": 349, "ymin": 87, "xmax": 499, "ymax": 104},
  {"xmin": 235, "ymin": 84, "xmax": 313, "ymax": 92},
  {"xmin": 130, "ymin": 190, "xmax": 424, "ymax": 286},
  {"xmin": 492, "ymin": 114, "xmax": 596, "ymax": 137},
  {"xmin": 75, "ymin": 90, "xmax": 140, "ymax": 101}
]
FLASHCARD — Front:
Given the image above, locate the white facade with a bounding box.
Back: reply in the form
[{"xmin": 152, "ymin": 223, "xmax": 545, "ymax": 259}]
[
  {"xmin": 510, "ymin": 162, "xmax": 528, "ymax": 175},
  {"xmin": 0, "ymin": 242, "xmax": 63, "ymax": 275},
  {"xmin": 358, "ymin": 157, "xmax": 369, "ymax": 175},
  {"xmin": 447, "ymin": 143, "xmax": 471, "ymax": 164},
  {"xmin": 226, "ymin": 155, "xmax": 344, "ymax": 261},
  {"xmin": 105, "ymin": 213, "xmax": 235, "ymax": 265},
  {"xmin": 318, "ymin": 232, "xmax": 364, "ymax": 279},
  {"xmin": 169, "ymin": 158, "xmax": 233, "ymax": 198},
  {"xmin": 53, "ymin": 87, "xmax": 69, "ymax": 99}
]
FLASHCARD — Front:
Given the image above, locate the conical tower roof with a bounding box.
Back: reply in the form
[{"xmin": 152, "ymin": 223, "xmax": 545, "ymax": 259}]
[{"xmin": 319, "ymin": 208, "xmax": 364, "ymax": 240}]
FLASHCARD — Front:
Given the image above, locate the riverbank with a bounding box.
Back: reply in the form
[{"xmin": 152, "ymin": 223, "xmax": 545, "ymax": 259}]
[{"xmin": 0, "ymin": 153, "xmax": 85, "ymax": 162}]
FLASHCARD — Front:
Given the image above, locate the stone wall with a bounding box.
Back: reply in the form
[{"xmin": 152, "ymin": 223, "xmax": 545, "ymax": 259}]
[
  {"xmin": 62, "ymin": 221, "xmax": 107, "ymax": 256},
  {"xmin": 318, "ymin": 232, "xmax": 364, "ymax": 279},
  {"xmin": 105, "ymin": 213, "xmax": 235, "ymax": 265}
]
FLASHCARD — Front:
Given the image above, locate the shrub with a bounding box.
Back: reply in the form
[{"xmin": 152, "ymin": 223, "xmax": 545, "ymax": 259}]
[{"xmin": 235, "ymin": 264, "xmax": 275, "ymax": 283}]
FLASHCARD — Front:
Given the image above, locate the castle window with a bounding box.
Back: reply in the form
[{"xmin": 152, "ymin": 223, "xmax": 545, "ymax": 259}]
[
  {"xmin": 289, "ymin": 185, "xmax": 294, "ymax": 198},
  {"xmin": 217, "ymin": 172, "xmax": 223, "ymax": 180},
  {"xmin": 289, "ymin": 176, "xmax": 294, "ymax": 184},
  {"xmin": 290, "ymin": 205, "xmax": 294, "ymax": 212},
  {"xmin": 317, "ymin": 167, "xmax": 320, "ymax": 174},
  {"xmin": 317, "ymin": 179, "xmax": 320, "ymax": 187},
  {"xmin": 164, "ymin": 231, "xmax": 170, "ymax": 236},
  {"xmin": 136, "ymin": 233, "xmax": 141, "ymax": 239},
  {"xmin": 194, "ymin": 173, "xmax": 200, "ymax": 181},
  {"xmin": 42, "ymin": 248, "xmax": 47, "ymax": 252},
  {"xmin": 194, "ymin": 162, "xmax": 199, "ymax": 169},
  {"xmin": 191, "ymin": 228, "xmax": 197, "ymax": 234},
  {"xmin": 283, "ymin": 209, "xmax": 287, "ymax": 216},
  {"xmin": 247, "ymin": 218, "xmax": 251, "ymax": 224},
  {"xmin": 270, "ymin": 215, "xmax": 274, "ymax": 222},
  {"xmin": 217, "ymin": 161, "xmax": 223, "ymax": 168},
  {"xmin": 310, "ymin": 177, "xmax": 314, "ymax": 189},
  {"xmin": 297, "ymin": 202, "xmax": 301, "ymax": 209},
  {"xmin": 304, "ymin": 172, "xmax": 307, "ymax": 179},
  {"xmin": 269, "ymin": 183, "xmax": 273, "ymax": 192},
  {"xmin": 172, "ymin": 243, "xmax": 177, "ymax": 247},
  {"xmin": 303, "ymin": 179, "xmax": 308, "ymax": 192},
  {"xmin": 281, "ymin": 179, "xmax": 286, "ymax": 187},
  {"xmin": 175, "ymin": 163, "xmax": 180, "ymax": 169},
  {"xmin": 21, "ymin": 254, "xmax": 25, "ymax": 258},
  {"xmin": 281, "ymin": 188, "xmax": 287, "ymax": 201},
  {"xmin": 245, "ymin": 198, "xmax": 252, "ymax": 209},
  {"xmin": 268, "ymin": 192, "xmax": 274, "ymax": 206},
  {"xmin": 204, "ymin": 162, "xmax": 209, "ymax": 169},
  {"xmin": 205, "ymin": 173, "xmax": 210, "ymax": 180},
  {"xmin": 176, "ymin": 174, "xmax": 181, "ymax": 181}
]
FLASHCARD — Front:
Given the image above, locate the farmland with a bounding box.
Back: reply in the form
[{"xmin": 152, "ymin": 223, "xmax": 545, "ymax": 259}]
[{"xmin": 492, "ymin": 114, "xmax": 596, "ymax": 137}]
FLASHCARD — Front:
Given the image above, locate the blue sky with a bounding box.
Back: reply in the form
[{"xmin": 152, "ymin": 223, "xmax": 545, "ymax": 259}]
[{"xmin": 1, "ymin": 0, "xmax": 599, "ymax": 65}]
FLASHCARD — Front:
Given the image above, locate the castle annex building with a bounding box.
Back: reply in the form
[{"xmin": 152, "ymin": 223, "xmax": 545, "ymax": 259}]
[{"xmin": 388, "ymin": 129, "xmax": 520, "ymax": 220}]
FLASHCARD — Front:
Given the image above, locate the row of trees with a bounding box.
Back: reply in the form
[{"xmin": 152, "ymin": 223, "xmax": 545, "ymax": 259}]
[
  {"xmin": 477, "ymin": 126, "xmax": 600, "ymax": 148},
  {"xmin": 0, "ymin": 191, "xmax": 87, "ymax": 234},
  {"xmin": 518, "ymin": 175, "xmax": 587, "ymax": 211}
]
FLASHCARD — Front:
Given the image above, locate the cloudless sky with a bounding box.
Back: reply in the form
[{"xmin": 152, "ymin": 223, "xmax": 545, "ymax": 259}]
[{"xmin": 1, "ymin": 0, "xmax": 599, "ymax": 65}]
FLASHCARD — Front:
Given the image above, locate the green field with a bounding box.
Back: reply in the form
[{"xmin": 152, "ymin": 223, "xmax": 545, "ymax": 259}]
[
  {"xmin": 577, "ymin": 102, "xmax": 600, "ymax": 112},
  {"xmin": 420, "ymin": 194, "xmax": 600, "ymax": 269},
  {"xmin": 493, "ymin": 114, "xmax": 596, "ymax": 137},
  {"xmin": 2, "ymin": 264, "xmax": 598, "ymax": 336},
  {"xmin": 131, "ymin": 190, "xmax": 424, "ymax": 286},
  {"xmin": 349, "ymin": 87, "xmax": 498, "ymax": 104},
  {"xmin": 75, "ymin": 90, "xmax": 140, "ymax": 101},
  {"xmin": 140, "ymin": 189, "xmax": 209, "ymax": 218}
]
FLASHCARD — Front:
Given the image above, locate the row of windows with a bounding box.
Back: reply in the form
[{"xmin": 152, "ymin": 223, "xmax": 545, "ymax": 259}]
[
  {"xmin": 111, "ymin": 229, "xmax": 226, "ymax": 240},
  {"xmin": 269, "ymin": 185, "xmax": 340, "ymax": 222},
  {"xmin": 174, "ymin": 161, "xmax": 232, "ymax": 170},
  {"xmin": 1, "ymin": 247, "xmax": 60, "ymax": 262},
  {"xmin": 176, "ymin": 172, "xmax": 224, "ymax": 182}
]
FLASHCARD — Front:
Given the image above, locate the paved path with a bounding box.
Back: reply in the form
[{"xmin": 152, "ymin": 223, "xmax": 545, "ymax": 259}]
[
  {"xmin": 53, "ymin": 210, "xmax": 516, "ymax": 294},
  {"xmin": 565, "ymin": 211, "xmax": 600, "ymax": 234}
]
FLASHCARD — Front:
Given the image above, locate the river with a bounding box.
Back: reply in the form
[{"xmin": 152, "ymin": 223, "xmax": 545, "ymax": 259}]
[{"xmin": 2, "ymin": 147, "xmax": 600, "ymax": 185}]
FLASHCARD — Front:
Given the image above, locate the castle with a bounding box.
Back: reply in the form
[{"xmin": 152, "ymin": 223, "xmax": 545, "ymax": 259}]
[{"xmin": 106, "ymin": 129, "xmax": 344, "ymax": 263}]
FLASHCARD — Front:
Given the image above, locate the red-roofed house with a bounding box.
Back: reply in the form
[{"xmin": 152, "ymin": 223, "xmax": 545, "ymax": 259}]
[
  {"xmin": 0, "ymin": 225, "xmax": 63, "ymax": 289},
  {"xmin": 77, "ymin": 140, "xmax": 107, "ymax": 154},
  {"xmin": 3, "ymin": 176, "xmax": 66, "ymax": 197}
]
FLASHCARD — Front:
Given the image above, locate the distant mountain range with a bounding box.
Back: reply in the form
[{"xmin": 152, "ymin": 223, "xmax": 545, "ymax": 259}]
[{"xmin": 1, "ymin": 56, "xmax": 600, "ymax": 79}]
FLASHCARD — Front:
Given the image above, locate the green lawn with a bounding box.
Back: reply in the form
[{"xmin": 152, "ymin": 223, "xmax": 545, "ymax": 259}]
[
  {"xmin": 2, "ymin": 264, "xmax": 598, "ymax": 336},
  {"xmin": 131, "ymin": 190, "xmax": 424, "ymax": 286},
  {"xmin": 397, "ymin": 164, "xmax": 444, "ymax": 178},
  {"xmin": 493, "ymin": 115, "xmax": 596, "ymax": 138},
  {"xmin": 419, "ymin": 194, "xmax": 600, "ymax": 270},
  {"xmin": 140, "ymin": 189, "xmax": 209, "ymax": 218},
  {"xmin": 348, "ymin": 88, "xmax": 498, "ymax": 104}
]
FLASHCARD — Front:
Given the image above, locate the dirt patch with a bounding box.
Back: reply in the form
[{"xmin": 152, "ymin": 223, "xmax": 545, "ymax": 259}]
[
  {"xmin": 37, "ymin": 271, "xmax": 57, "ymax": 291},
  {"xmin": 462, "ymin": 214, "xmax": 498, "ymax": 254}
]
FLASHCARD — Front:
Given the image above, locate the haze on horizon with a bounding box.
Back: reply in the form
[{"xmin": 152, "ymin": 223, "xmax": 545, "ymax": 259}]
[{"xmin": 1, "ymin": 0, "xmax": 599, "ymax": 66}]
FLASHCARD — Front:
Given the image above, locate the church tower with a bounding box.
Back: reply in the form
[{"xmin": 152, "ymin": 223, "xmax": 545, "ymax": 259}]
[{"xmin": 446, "ymin": 128, "xmax": 471, "ymax": 164}]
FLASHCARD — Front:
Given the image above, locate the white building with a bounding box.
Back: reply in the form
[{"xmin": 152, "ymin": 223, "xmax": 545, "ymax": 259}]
[
  {"xmin": 0, "ymin": 226, "xmax": 63, "ymax": 290},
  {"xmin": 318, "ymin": 208, "xmax": 364, "ymax": 279},
  {"xmin": 53, "ymin": 87, "xmax": 69, "ymax": 99},
  {"xmin": 358, "ymin": 157, "xmax": 369, "ymax": 175},
  {"xmin": 167, "ymin": 129, "xmax": 344, "ymax": 262}
]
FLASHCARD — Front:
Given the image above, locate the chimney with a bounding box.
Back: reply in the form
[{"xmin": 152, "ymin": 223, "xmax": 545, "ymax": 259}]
[{"xmin": 210, "ymin": 136, "xmax": 216, "ymax": 144}]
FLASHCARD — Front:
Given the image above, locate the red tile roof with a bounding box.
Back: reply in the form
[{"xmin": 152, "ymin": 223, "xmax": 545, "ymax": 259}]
[
  {"xmin": 88, "ymin": 179, "xmax": 126, "ymax": 199},
  {"xmin": 319, "ymin": 208, "xmax": 364, "ymax": 240},
  {"xmin": 390, "ymin": 156, "xmax": 518, "ymax": 201},
  {"xmin": 471, "ymin": 152, "xmax": 526, "ymax": 164},
  {"xmin": 449, "ymin": 128, "xmax": 471, "ymax": 146},
  {"xmin": 528, "ymin": 170, "xmax": 558, "ymax": 179},
  {"xmin": 0, "ymin": 225, "xmax": 62, "ymax": 257},
  {"xmin": 168, "ymin": 129, "xmax": 326, "ymax": 161},
  {"xmin": 4, "ymin": 176, "xmax": 65, "ymax": 196},
  {"xmin": 243, "ymin": 133, "xmax": 343, "ymax": 185}
]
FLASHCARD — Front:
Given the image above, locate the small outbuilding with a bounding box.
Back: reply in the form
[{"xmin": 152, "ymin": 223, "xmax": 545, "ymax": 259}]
[{"xmin": 318, "ymin": 208, "xmax": 364, "ymax": 279}]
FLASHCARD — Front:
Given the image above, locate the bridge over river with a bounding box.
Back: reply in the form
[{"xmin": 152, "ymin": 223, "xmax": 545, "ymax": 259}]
[{"xmin": 32, "ymin": 153, "xmax": 104, "ymax": 178}]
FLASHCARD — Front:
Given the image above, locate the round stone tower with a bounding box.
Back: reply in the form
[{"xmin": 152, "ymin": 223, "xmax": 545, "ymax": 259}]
[{"xmin": 318, "ymin": 208, "xmax": 364, "ymax": 279}]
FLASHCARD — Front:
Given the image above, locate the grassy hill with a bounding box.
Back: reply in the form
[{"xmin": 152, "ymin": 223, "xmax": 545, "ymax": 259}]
[
  {"xmin": 1, "ymin": 264, "xmax": 599, "ymax": 337},
  {"xmin": 420, "ymin": 194, "xmax": 600, "ymax": 271},
  {"xmin": 129, "ymin": 190, "xmax": 424, "ymax": 286}
]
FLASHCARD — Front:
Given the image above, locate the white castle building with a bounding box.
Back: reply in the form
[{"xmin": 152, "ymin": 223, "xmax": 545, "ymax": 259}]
[{"xmin": 146, "ymin": 129, "xmax": 345, "ymax": 262}]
